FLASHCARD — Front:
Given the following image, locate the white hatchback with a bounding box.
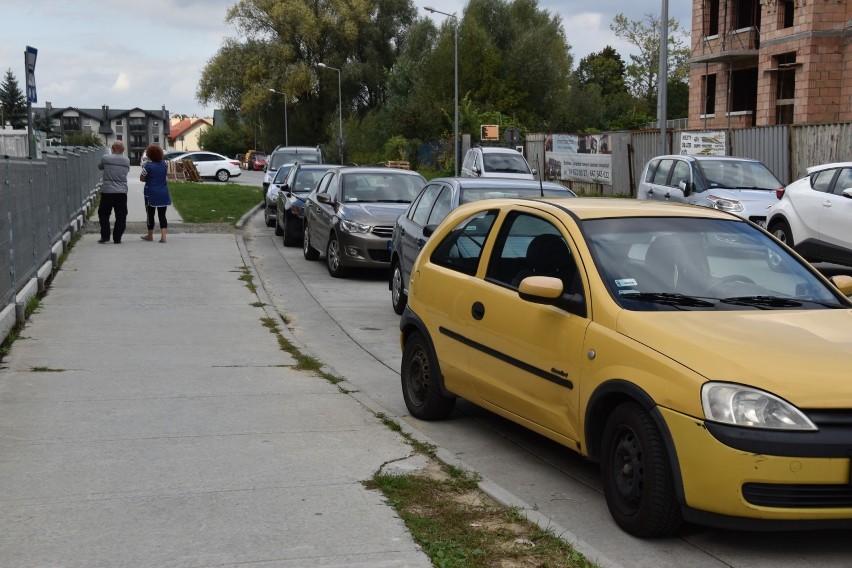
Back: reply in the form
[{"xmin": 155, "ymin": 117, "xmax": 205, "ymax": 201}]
[
  {"xmin": 767, "ymin": 162, "xmax": 852, "ymax": 267},
  {"xmin": 637, "ymin": 155, "xmax": 783, "ymax": 227}
]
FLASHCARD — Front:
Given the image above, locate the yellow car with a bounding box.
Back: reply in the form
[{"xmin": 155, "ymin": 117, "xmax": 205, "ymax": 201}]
[{"xmin": 399, "ymin": 197, "xmax": 852, "ymax": 537}]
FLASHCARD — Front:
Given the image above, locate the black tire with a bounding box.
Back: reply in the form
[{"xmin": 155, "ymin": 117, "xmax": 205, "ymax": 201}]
[
  {"xmin": 326, "ymin": 234, "xmax": 348, "ymax": 278},
  {"xmin": 391, "ymin": 259, "xmax": 408, "ymax": 315},
  {"xmin": 600, "ymin": 401, "xmax": 682, "ymax": 537},
  {"xmin": 303, "ymin": 222, "xmax": 319, "ymax": 260},
  {"xmin": 265, "ymin": 213, "xmax": 276, "ymax": 228},
  {"xmin": 769, "ymin": 219, "xmax": 794, "ymax": 248},
  {"xmin": 282, "ymin": 215, "xmax": 297, "ymax": 246},
  {"xmin": 401, "ymin": 332, "xmax": 455, "ymax": 420},
  {"xmin": 274, "ymin": 215, "xmax": 284, "ymax": 236},
  {"xmin": 216, "ymin": 169, "xmax": 230, "ymax": 182}
]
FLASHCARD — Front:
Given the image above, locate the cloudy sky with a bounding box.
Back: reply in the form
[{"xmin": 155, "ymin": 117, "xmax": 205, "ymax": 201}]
[{"xmin": 1, "ymin": 0, "xmax": 690, "ymax": 119}]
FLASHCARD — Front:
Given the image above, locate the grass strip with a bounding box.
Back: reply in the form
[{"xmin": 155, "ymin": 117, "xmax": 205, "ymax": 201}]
[{"xmin": 169, "ymin": 182, "xmax": 262, "ymax": 224}]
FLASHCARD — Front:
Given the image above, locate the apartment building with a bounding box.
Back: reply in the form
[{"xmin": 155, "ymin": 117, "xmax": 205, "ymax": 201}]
[
  {"xmin": 33, "ymin": 103, "xmax": 170, "ymax": 165},
  {"xmin": 688, "ymin": 0, "xmax": 852, "ymax": 128}
]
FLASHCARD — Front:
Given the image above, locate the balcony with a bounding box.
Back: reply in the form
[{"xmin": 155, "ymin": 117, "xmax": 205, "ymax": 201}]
[{"xmin": 691, "ymin": 27, "xmax": 760, "ymax": 64}]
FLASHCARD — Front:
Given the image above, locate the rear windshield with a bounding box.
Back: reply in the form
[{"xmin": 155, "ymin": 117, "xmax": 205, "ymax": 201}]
[
  {"xmin": 482, "ymin": 153, "xmax": 531, "ymax": 175},
  {"xmin": 270, "ymin": 151, "xmax": 320, "ymax": 169}
]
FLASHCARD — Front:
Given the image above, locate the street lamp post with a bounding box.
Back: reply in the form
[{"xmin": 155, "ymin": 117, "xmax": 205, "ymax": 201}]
[
  {"xmin": 317, "ymin": 63, "xmax": 344, "ymax": 164},
  {"xmin": 268, "ymin": 88, "xmax": 289, "ymax": 146},
  {"xmin": 425, "ymin": 6, "xmax": 459, "ymax": 176}
]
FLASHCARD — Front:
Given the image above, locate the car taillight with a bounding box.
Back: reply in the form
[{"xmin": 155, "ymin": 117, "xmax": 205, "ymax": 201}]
[
  {"xmin": 230, "ymin": 161, "xmax": 240, "ymax": 166},
  {"xmin": 775, "ymin": 187, "xmax": 785, "ymax": 199}
]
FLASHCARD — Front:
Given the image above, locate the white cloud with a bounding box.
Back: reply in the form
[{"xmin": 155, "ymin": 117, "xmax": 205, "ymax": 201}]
[{"xmin": 111, "ymin": 72, "xmax": 131, "ymax": 93}]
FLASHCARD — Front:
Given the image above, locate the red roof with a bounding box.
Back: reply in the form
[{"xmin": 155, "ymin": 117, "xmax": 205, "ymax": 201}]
[{"xmin": 167, "ymin": 118, "xmax": 211, "ymax": 142}]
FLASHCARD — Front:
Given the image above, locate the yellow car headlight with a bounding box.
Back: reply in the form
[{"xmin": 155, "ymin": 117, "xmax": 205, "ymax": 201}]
[{"xmin": 701, "ymin": 382, "xmax": 817, "ymax": 430}]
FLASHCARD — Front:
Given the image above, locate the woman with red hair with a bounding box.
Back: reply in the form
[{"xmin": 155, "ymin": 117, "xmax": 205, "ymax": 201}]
[{"xmin": 139, "ymin": 144, "xmax": 172, "ymax": 243}]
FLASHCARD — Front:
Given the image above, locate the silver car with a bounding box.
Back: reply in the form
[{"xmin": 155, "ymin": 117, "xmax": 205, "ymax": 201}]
[
  {"xmin": 637, "ymin": 155, "xmax": 783, "ymax": 227},
  {"xmin": 302, "ymin": 167, "xmax": 426, "ymax": 278}
]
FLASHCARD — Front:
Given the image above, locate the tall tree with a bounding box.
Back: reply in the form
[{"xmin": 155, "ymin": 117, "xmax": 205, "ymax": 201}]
[
  {"xmin": 610, "ymin": 13, "xmax": 690, "ymax": 105},
  {"xmin": 0, "ymin": 69, "xmax": 28, "ymax": 129},
  {"xmin": 197, "ymin": 0, "xmax": 417, "ymax": 152}
]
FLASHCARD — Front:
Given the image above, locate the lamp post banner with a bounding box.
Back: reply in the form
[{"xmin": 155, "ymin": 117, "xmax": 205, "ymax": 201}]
[{"xmin": 25, "ymin": 46, "xmax": 38, "ymax": 103}]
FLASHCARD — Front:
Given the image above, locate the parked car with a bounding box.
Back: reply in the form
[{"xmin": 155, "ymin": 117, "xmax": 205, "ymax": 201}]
[
  {"xmin": 171, "ymin": 151, "xmax": 241, "ymax": 182},
  {"xmin": 164, "ymin": 150, "xmax": 188, "ymax": 161},
  {"xmin": 250, "ymin": 152, "xmax": 267, "ymax": 171},
  {"xmin": 767, "ymin": 162, "xmax": 852, "ymax": 267},
  {"xmin": 637, "ymin": 155, "xmax": 783, "ymax": 227},
  {"xmin": 264, "ymin": 146, "xmax": 324, "ymax": 197},
  {"xmin": 263, "ymin": 163, "xmax": 295, "ymax": 226},
  {"xmin": 399, "ymin": 196, "xmax": 852, "ymax": 537},
  {"xmin": 389, "ymin": 178, "xmax": 577, "ymax": 314},
  {"xmin": 302, "ymin": 167, "xmax": 426, "ymax": 277},
  {"xmin": 461, "ymin": 146, "xmax": 536, "ymax": 179},
  {"xmin": 274, "ymin": 163, "xmax": 343, "ymax": 245}
]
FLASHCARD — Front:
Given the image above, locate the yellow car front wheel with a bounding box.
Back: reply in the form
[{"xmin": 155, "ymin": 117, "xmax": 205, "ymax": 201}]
[{"xmin": 601, "ymin": 401, "xmax": 683, "ymax": 537}]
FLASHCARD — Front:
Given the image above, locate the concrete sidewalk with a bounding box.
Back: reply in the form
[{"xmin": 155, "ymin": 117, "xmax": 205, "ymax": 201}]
[{"xmin": 0, "ymin": 225, "xmax": 430, "ymax": 565}]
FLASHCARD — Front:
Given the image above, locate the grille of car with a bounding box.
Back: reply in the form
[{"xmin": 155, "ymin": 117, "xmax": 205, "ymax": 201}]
[
  {"xmin": 742, "ymin": 483, "xmax": 852, "ymax": 508},
  {"xmin": 371, "ymin": 225, "xmax": 394, "ymax": 238}
]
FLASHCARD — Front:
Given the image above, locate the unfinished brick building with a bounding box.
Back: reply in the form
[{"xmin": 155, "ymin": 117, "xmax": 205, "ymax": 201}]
[{"xmin": 688, "ymin": 0, "xmax": 852, "ymax": 128}]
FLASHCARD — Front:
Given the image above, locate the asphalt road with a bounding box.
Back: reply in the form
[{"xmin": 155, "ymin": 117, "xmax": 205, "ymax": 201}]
[{"xmin": 240, "ymin": 198, "xmax": 852, "ymax": 568}]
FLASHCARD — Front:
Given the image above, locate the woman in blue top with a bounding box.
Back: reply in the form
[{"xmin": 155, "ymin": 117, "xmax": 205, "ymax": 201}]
[{"xmin": 139, "ymin": 144, "xmax": 172, "ymax": 243}]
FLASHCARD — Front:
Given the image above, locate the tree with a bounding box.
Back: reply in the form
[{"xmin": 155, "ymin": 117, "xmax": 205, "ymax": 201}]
[
  {"xmin": 610, "ymin": 13, "xmax": 690, "ymax": 105},
  {"xmin": 572, "ymin": 46, "xmax": 638, "ymax": 130},
  {"xmin": 0, "ymin": 69, "xmax": 28, "ymax": 129},
  {"xmin": 198, "ymin": 0, "xmax": 417, "ymax": 156},
  {"xmin": 457, "ymin": 0, "xmax": 573, "ymax": 130},
  {"xmin": 197, "ymin": 122, "xmax": 252, "ymax": 158},
  {"xmin": 64, "ymin": 132, "xmax": 103, "ymax": 147}
]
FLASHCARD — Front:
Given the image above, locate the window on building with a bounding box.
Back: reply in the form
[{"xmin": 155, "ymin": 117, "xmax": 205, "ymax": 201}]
[
  {"xmin": 706, "ymin": 0, "xmax": 719, "ymax": 35},
  {"xmin": 129, "ymin": 117, "xmax": 146, "ymax": 131},
  {"xmin": 781, "ymin": 0, "xmax": 794, "ymax": 28},
  {"xmin": 775, "ymin": 52, "xmax": 796, "ymax": 125},
  {"xmin": 735, "ymin": 0, "xmax": 760, "ymax": 29},
  {"xmin": 702, "ymin": 74, "xmax": 717, "ymax": 115},
  {"xmin": 730, "ymin": 68, "xmax": 757, "ymax": 116},
  {"xmin": 62, "ymin": 117, "xmax": 80, "ymax": 132},
  {"xmin": 116, "ymin": 119, "xmax": 122, "ymax": 125},
  {"xmin": 154, "ymin": 135, "xmax": 160, "ymax": 143}
]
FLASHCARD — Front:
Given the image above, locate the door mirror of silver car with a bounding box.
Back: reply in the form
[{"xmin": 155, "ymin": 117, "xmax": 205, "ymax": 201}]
[
  {"xmin": 842, "ymin": 188, "xmax": 852, "ymax": 199},
  {"xmin": 317, "ymin": 193, "xmax": 331, "ymax": 204},
  {"xmin": 678, "ymin": 180, "xmax": 693, "ymax": 197}
]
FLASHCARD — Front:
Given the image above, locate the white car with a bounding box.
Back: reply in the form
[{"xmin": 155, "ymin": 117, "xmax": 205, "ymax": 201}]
[
  {"xmin": 767, "ymin": 162, "xmax": 852, "ymax": 266},
  {"xmin": 171, "ymin": 151, "xmax": 241, "ymax": 182},
  {"xmin": 637, "ymin": 155, "xmax": 783, "ymax": 227},
  {"xmin": 461, "ymin": 146, "xmax": 535, "ymax": 180}
]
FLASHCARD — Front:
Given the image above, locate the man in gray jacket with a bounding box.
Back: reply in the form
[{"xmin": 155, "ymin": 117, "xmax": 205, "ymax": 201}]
[{"xmin": 97, "ymin": 141, "xmax": 131, "ymax": 243}]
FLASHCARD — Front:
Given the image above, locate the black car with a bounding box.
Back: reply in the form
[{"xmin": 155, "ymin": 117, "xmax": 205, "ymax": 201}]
[
  {"xmin": 389, "ymin": 177, "xmax": 576, "ymax": 314},
  {"xmin": 274, "ymin": 163, "xmax": 342, "ymax": 245},
  {"xmin": 302, "ymin": 167, "xmax": 426, "ymax": 278}
]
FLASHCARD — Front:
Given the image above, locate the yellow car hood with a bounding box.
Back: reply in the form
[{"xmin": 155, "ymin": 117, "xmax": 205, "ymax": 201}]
[{"xmin": 617, "ymin": 309, "xmax": 852, "ymax": 408}]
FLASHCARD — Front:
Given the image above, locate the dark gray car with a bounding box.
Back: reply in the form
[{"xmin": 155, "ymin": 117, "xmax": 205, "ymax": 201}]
[
  {"xmin": 389, "ymin": 178, "xmax": 576, "ymax": 314},
  {"xmin": 302, "ymin": 167, "xmax": 426, "ymax": 278}
]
